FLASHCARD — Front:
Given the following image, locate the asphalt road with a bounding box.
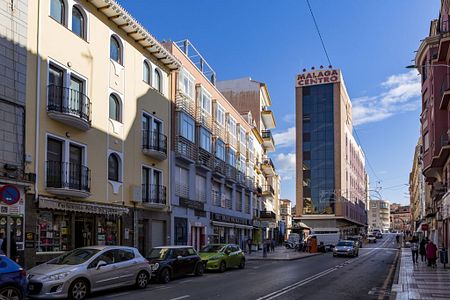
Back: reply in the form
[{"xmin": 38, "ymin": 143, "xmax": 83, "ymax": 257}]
[{"xmin": 91, "ymin": 234, "xmax": 399, "ymax": 300}]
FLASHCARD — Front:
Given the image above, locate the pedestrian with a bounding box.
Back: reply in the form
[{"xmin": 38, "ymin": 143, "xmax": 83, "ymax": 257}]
[
  {"xmin": 411, "ymin": 237, "xmax": 419, "ymax": 264},
  {"xmin": 426, "ymin": 240, "xmax": 438, "ymax": 268},
  {"xmin": 419, "ymin": 238, "xmax": 427, "ymax": 262},
  {"xmin": 1, "ymin": 231, "xmax": 18, "ymax": 262},
  {"xmin": 247, "ymin": 238, "xmax": 252, "ymax": 255},
  {"xmin": 271, "ymin": 239, "xmax": 275, "ymax": 252}
]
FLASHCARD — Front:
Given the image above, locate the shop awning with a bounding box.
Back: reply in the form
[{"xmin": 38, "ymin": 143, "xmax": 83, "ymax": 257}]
[
  {"xmin": 39, "ymin": 196, "xmax": 129, "ymax": 216},
  {"xmin": 212, "ymin": 221, "xmax": 253, "ymax": 230},
  {"xmin": 292, "ymin": 222, "xmax": 310, "ymax": 229}
]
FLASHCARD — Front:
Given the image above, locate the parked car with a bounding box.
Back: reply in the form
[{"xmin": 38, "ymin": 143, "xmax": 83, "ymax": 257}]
[
  {"xmin": 333, "ymin": 240, "xmax": 359, "ymax": 257},
  {"xmin": 367, "ymin": 234, "xmax": 377, "ymax": 243},
  {"xmin": 146, "ymin": 246, "xmax": 204, "ymax": 284},
  {"xmin": 199, "ymin": 244, "xmax": 245, "ymax": 272},
  {"xmin": 0, "ymin": 255, "xmax": 27, "ymax": 300},
  {"xmin": 27, "ymin": 246, "xmax": 151, "ymax": 300}
]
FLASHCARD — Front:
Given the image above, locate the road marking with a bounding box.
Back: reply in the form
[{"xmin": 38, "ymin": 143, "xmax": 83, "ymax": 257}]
[
  {"xmin": 169, "ymin": 296, "xmax": 190, "ymax": 300},
  {"xmin": 105, "ymin": 292, "xmax": 131, "ymax": 298},
  {"xmin": 257, "ymin": 238, "xmax": 397, "ymax": 300},
  {"xmin": 178, "ymin": 279, "xmax": 194, "ymax": 284}
]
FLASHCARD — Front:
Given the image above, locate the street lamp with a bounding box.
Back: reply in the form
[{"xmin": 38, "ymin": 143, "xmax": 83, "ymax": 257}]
[{"xmin": 406, "ymin": 64, "xmax": 450, "ymax": 69}]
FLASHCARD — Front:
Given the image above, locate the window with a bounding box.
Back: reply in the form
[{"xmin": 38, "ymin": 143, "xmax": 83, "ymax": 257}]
[
  {"xmin": 201, "ymin": 89, "xmax": 211, "ymax": 114},
  {"xmin": 196, "ymin": 175, "xmax": 206, "ymax": 202},
  {"xmin": 50, "ymin": 0, "xmax": 65, "ymax": 24},
  {"xmin": 110, "ymin": 35, "xmax": 122, "ymax": 64},
  {"xmin": 180, "ymin": 69, "xmax": 195, "ymax": 99},
  {"xmin": 37, "ymin": 212, "xmax": 71, "ymax": 252},
  {"xmin": 109, "ymin": 94, "xmax": 121, "ymax": 122},
  {"xmin": 142, "ymin": 166, "xmax": 163, "ymax": 203},
  {"xmin": 175, "ymin": 166, "xmax": 189, "ymax": 198},
  {"xmin": 424, "ymin": 131, "xmax": 429, "ymax": 150},
  {"xmin": 228, "ymin": 148, "xmax": 236, "ymax": 167},
  {"xmin": 216, "ymin": 104, "xmax": 225, "ymax": 126},
  {"xmin": 108, "ymin": 153, "xmax": 120, "ymax": 182},
  {"xmin": 422, "ymin": 59, "xmax": 427, "ymax": 83},
  {"xmin": 228, "ymin": 117, "xmax": 237, "ymax": 137},
  {"xmin": 153, "ymin": 68, "xmax": 162, "ymax": 92},
  {"xmin": 199, "ymin": 128, "xmax": 211, "ymax": 152},
  {"xmin": 240, "ymin": 128, "xmax": 246, "ymax": 146},
  {"xmin": 180, "ymin": 113, "xmax": 195, "ymax": 142},
  {"xmin": 215, "ymin": 139, "xmax": 225, "ymax": 160},
  {"xmin": 143, "ymin": 61, "xmax": 151, "ymax": 84},
  {"xmin": 72, "ymin": 6, "xmax": 85, "ymax": 39}
]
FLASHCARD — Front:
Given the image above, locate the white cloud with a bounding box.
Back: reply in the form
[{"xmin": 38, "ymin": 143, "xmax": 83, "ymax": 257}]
[
  {"xmin": 282, "ymin": 113, "xmax": 296, "ymax": 124},
  {"xmin": 273, "ymin": 152, "xmax": 296, "ymax": 181},
  {"xmin": 353, "ymin": 70, "xmax": 421, "ymax": 126},
  {"xmin": 273, "ymin": 127, "xmax": 296, "ymax": 148}
]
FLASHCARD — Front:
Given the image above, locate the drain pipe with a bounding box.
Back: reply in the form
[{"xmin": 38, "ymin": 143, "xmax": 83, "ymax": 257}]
[{"xmin": 34, "ymin": 0, "xmax": 41, "ymax": 201}]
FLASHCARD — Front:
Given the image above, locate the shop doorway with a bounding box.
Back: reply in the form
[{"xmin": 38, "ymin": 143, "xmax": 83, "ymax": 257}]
[
  {"xmin": 191, "ymin": 226, "xmax": 205, "ymax": 251},
  {"xmin": 75, "ymin": 218, "xmax": 93, "ymax": 248},
  {"xmin": 138, "ymin": 220, "xmax": 148, "ymax": 255},
  {"xmin": 151, "ymin": 220, "xmax": 165, "ymax": 247}
]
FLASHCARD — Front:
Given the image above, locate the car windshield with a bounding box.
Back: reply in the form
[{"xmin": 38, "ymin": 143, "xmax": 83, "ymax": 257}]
[
  {"xmin": 200, "ymin": 245, "xmax": 225, "ymax": 253},
  {"xmin": 147, "ymin": 248, "xmax": 170, "ymax": 259},
  {"xmin": 337, "ymin": 242, "xmax": 353, "ymax": 247},
  {"xmin": 48, "ymin": 248, "xmax": 100, "ymax": 265}
]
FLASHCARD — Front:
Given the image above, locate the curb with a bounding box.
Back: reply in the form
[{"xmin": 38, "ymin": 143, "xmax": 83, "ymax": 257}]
[
  {"xmin": 388, "ymin": 248, "xmax": 402, "ymax": 300},
  {"xmin": 246, "ymin": 253, "xmax": 322, "ymax": 261}
]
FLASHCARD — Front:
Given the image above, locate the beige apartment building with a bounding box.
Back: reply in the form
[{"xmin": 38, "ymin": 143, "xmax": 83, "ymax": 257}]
[
  {"xmin": 24, "ymin": 0, "xmax": 179, "ymax": 267},
  {"xmin": 368, "ymin": 200, "xmax": 390, "ymax": 232},
  {"xmin": 280, "ymin": 199, "xmax": 293, "ymax": 240}
]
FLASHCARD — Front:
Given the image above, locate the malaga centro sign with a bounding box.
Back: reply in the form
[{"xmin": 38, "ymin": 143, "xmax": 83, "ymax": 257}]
[{"xmin": 296, "ymin": 69, "xmax": 341, "ymax": 87}]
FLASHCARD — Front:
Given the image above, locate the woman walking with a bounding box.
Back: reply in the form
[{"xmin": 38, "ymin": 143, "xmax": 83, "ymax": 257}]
[
  {"xmin": 419, "ymin": 238, "xmax": 427, "ymax": 263},
  {"xmin": 426, "ymin": 240, "xmax": 438, "ymax": 268}
]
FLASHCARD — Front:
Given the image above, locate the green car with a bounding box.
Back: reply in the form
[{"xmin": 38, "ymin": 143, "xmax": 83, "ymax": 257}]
[{"xmin": 199, "ymin": 244, "xmax": 245, "ymax": 272}]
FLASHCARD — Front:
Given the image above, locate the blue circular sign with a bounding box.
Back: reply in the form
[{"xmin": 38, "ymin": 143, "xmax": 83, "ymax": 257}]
[{"xmin": 0, "ymin": 185, "xmax": 20, "ymax": 205}]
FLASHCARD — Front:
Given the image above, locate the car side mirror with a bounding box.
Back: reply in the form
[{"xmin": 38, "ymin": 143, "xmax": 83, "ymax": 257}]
[
  {"xmin": 96, "ymin": 260, "xmax": 107, "ymax": 270},
  {"xmin": 177, "ymin": 255, "xmax": 183, "ymax": 260}
]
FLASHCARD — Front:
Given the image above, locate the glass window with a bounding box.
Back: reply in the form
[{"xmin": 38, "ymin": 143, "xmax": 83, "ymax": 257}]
[
  {"xmin": 117, "ymin": 249, "xmax": 134, "ymax": 262},
  {"xmin": 71, "ymin": 6, "xmax": 85, "ymax": 39},
  {"xmin": 180, "ymin": 70, "xmax": 195, "ymax": 99},
  {"xmin": 180, "ymin": 113, "xmax": 195, "ymax": 142},
  {"xmin": 196, "ymin": 175, "xmax": 206, "ymax": 202},
  {"xmin": 109, "ymin": 94, "xmax": 121, "ymax": 122},
  {"xmin": 216, "ymin": 104, "xmax": 225, "ymax": 126},
  {"xmin": 424, "ymin": 131, "xmax": 429, "ymax": 150},
  {"xmin": 175, "ymin": 167, "xmax": 189, "ymax": 198},
  {"xmin": 240, "ymin": 128, "xmax": 246, "ymax": 146},
  {"xmin": 153, "ymin": 69, "xmax": 162, "ymax": 92},
  {"xmin": 228, "ymin": 117, "xmax": 237, "ymax": 136},
  {"xmin": 201, "ymin": 89, "xmax": 211, "ymax": 114},
  {"xmin": 108, "ymin": 154, "xmax": 120, "ymax": 181},
  {"xmin": 143, "ymin": 61, "xmax": 151, "ymax": 84},
  {"xmin": 88, "ymin": 250, "xmax": 116, "ymax": 268},
  {"xmin": 228, "ymin": 148, "xmax": 236, "ymax": 167},
  {"xmin": 199, "ymin": 128, "xmax": 211, "ymax": 152},
  {"xmin": 37, "ymin": 212, "xmax": 71, "ymax": 252},
  {"xmin": 110, "ymin": 36, "xmax": 122, "ymax": 64},
  {"xmin": 50, "ymin": 0, "xmax": 65, "ymax": 24},
  {"xmin": 215, "ymin": 139, "xmax": 225, "ymax": 160}
]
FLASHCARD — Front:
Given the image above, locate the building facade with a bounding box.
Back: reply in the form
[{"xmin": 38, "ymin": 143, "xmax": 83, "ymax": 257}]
[
  {"xmin": 415, "ymin": 0, "xmax": 450, "ymax": 249},
  {"xmin": 409, "ymin": 138, "xmax": 428, "ymax": 234},
  {"xmin": 216, "ymin": 77, "xmax": 281, "ymax": 242},
  {"xmin": 390, "ymin": 205, "xmax": 411, "ymax": 233},
  {"xmin": 294, "ymin": 68, "xmax": 368, "ymax": 237},
  {"xmin": 24, "ymin": 0, "xmax": 179, "ymax": 267},
  {"xmin": 279, "ymin": 199, "xmax": 292, "ymax": 240},
  {"xmin": 368, "ymin": 200, "xmax": 390, "ymax": 232},
  {"xmin": 0, "ymin": 0, "xmax": 29, "ymax": 262}
]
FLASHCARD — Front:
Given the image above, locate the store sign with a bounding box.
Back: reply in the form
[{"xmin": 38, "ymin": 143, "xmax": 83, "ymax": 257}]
[
  {"xmin": 39, "ymin": 197, "xmax": 129, "ymax": 215},
  {"xmin": 179, "ymin": 198, "xmax": 204, "ymax": 211},
  {"xmin": 421, "ymin": 224, "xmax": 429, "ymax": 231},
  {"xmin": 296, "ymin": 69, "xmax": 340, "ymax": 87},
  {"xmin": 211, "ymin": 213, "xmax": 251, "ymax": 226}
]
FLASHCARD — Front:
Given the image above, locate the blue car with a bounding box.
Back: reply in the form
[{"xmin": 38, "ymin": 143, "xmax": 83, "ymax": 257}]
[{"xmin": 0, "ymin": 255, "xmax": 27, "ymax": 300}]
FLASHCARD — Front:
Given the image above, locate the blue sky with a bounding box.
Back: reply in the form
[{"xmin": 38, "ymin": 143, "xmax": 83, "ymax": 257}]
[{"xmin": 121, "ymin": 0, "xmax": 439, "ymax": 205}]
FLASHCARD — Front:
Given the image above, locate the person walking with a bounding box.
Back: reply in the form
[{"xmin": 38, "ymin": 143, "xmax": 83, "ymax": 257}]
[
  {"xmin": 270, "ymin": 239, "xmax": 275, "ymax": 252},
  {"xmin": 247, "ymin": 238, "xmax": 252, "ymax": 255},
  {"xmin": 426, "ymin": 240, "xmax": 438, "ymax": 268},
  {"xmin": 411, "ymin": 237, "xmax": 419, "ymax": 264},
  {"xmin": 419, "ymin": 238, "xmax": 427, "ymax": 263}
]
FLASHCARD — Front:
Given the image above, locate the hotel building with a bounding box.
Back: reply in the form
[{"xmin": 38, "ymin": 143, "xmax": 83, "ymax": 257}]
[
  {"xmin": 295, "ymin": 68, "xmax": 368, "ymax": 236},
  {"xmin": 24, "ymin": 0, "xmax": 179, "ymax": 267}
]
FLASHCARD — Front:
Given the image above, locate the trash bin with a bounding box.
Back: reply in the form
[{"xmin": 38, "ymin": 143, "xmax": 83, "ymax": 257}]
[{"xmin": 440, "ymin": 248, "xmax": 448, "ymax": 266}]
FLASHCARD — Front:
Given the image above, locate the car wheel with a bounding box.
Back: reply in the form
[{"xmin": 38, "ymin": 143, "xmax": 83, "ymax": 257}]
[
  {"xmin": 0, "ymin": 285, "xmax": 22, "ymax": 300},
  {"xmin": 195, "ymin": 263, "xmax": 204, "ymax": 276},
  {"xmin": 68, "ymin": 279, "xmax": 89, "ymax": 300},
  {"xmin": 159, "ymin": 268, "xmax": 171, "ymax": 284},
  {"xmin": 238, "ymin": 258, "xmax": 245, "ymax": 269},
  {"xmin": 136, "ymin": 271, "xmax": 149, "ymax": 289},
  {"xmin": 219, "ymin": 261, "xmax": 226, "ymax": 273}
]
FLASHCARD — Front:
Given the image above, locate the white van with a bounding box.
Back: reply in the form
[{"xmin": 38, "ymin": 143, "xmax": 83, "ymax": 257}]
[{"xmin": 309, "ymin": 228, "xmax": 340, "ymax": 247}]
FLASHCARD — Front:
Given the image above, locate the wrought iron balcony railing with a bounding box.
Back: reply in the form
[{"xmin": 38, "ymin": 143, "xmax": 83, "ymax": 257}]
[
  {"xmin": 142, "ymin": 184, "xmax": 167, "ymax": 205},
  {"xmin": 46, "ymin": 161, "xmax": 90, "ymax": 192}
]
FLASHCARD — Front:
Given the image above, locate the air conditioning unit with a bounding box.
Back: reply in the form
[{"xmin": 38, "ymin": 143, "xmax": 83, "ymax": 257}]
[{"xmin": 131, "ymin": 185, "xmax": 142, "ymax": 203}]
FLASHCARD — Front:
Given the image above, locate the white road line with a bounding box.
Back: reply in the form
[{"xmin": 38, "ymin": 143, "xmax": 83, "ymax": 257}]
[
  {"xmin": 169, "ymin": 296, "xmax": 190, "ymax": 300},
  {"xmin": 105, "ymin": 292, "xmax": 131, "ymax": 298},
  {"xmin": 178, "ymin": 279, "xmax": 194, "ymax": 284}
]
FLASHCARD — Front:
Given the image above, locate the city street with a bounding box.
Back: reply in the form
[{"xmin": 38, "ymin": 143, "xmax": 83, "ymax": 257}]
[{"xmin": 90, "ymin": 234, "xmax": 398, "ymax": 300}]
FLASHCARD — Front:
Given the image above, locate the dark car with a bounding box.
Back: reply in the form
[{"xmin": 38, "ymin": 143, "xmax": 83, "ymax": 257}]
[
  {"xmin": 146, "ymin": 246, "xmax": 204, "ymax": 284},
  {"xmin": 0, "ymin": 255, "xmax": 27, "ymax": 300}
]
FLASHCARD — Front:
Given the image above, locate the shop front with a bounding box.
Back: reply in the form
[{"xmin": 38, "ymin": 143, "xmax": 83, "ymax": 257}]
[
  {"xmin": 25, "ymin": 196, "xmax": 128, "ymax": 267},
  {"xmin": 210, "ymin": 213, "xmax": 253, "ymax": 250}
]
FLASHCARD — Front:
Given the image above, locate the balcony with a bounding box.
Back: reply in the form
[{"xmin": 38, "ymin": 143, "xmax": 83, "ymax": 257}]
[
  {"xmin": 261, "ymin": 109, "xmax": 276, "ymax": 129},
  {"xmin": 227, "ymin": 133, "xmax": 238, "ymax": 148},
  {"xmin": 213, "ymin": 122, "xmax": 226, "ymax": 141},
  {"xmin": 196, "ymin": 148, "xmax": 213, "ymax": 170},
  {"xmin": 142, "ymin": 184, "xmax": 167, "ymax": 208},
  {"xmin": 261, "ymin": 157, "xmax": 276, "ymax": 176},
  {"xmin": 260, "ymin": 210, "xmax": 276, "ymax": 220},
  {"xmin": 245, "ymin": 176, "xmax": 254, "ymax": 190},
  {"xmin": 262, "ymin": 130, "xmax": 275, "ymax": 152},
  {"xmin": 438, "ymin": 20, "xmax": 450, "ymax": 61},
  {"xmin": 225, "ymin": 164, "xmax": 237, "ymax": 182},
  {"xmin": 262, "ymin": 184, "xmax": 275, "ymax": 196},
  {"xmin": 197, "ymin": 109, "xmax": 213, "ymax": 131},
  {"xmin": 429, "ymin": 133, "xmax": 450, "ymax": 171},
  {"xmin": 142, "ymin": 130, "xmax": 167, "ymax": 160},
  {"xmin": 176, "ymin": 89, "xmax": 196, "ymax": 117},
  {"xmin": 175, "ymin": 136, "xmax": 196, "ymax": 162},
  {"xmin": 236, "ymin": 171, "xmax": 246, "ymax": 186},
  {"xmin": 47, "ymin": 85, "xmax": 91, "ymax": 131},
  {"xmin": 45, "ymin": 161, "xmax": 91, "ymax": 198},
  {"xmin": 439, "ymin": 81, "xmax": 450, "ymax": 110},
  {"xmin": 213, "ymin": 157, "xmax": 226, "ymax": 176}
]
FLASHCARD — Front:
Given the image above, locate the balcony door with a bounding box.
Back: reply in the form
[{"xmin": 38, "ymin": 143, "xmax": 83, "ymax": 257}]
[
  {"xmin": 69, "ymin": 144, "xmax": 83, "ymax": 190},
  {"xmin": 70, "ymin": 75, "xmax": 84, "ymax": 116},
  {"xmin": 142, "ymin": 113, "xmax": 163, "ymax": 150},
  {"xmin": 153, "ymin": 169, "xmax": 162, "ymax": 203},
  {"xmin": 48, "ymin": 64, "xmax": 64, "ymax": 110},
  {"xmin": 47, "ymin": 138, "xmax": 63, "ymax": 188}
]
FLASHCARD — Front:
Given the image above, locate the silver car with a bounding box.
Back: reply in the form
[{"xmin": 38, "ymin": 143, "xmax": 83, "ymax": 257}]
[
  {"xmin": 27, "ymin": 246, "xmax": 151, "ymax": 299},
  {"xmin": 333, "ymin": 240, "xmax": 359, "ymax": 257}
]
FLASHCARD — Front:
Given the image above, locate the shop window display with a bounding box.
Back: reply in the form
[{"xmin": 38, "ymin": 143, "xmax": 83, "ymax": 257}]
[
  {"xmin": 0, "ymin": 216, "xmax": 24, "ymax": 251},
  {"xmin": 36, "ymin": 212, "xmax": 71, "ymax": 252},
  {"xmin": 96, "ymin": 218, "xmax": 118, "ymax": 246}
]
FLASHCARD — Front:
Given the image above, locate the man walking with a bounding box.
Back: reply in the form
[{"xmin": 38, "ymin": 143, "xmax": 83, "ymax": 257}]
[
  {"xmin": 411, "ymin": 236, "xmax": 419, "ymax": 264},
  {"xmin": 419, "ymin": 238, "xmax": 427, "ymax": 263}
]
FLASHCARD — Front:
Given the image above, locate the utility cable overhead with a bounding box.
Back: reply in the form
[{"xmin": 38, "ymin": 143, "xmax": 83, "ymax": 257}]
[
  {"xmin": 305, "ymin": 0, "xmax": 332, "ymax": 66},
  {"xmin": 352, "ymin": 125, "xmax": 382, "ymax": 183}
]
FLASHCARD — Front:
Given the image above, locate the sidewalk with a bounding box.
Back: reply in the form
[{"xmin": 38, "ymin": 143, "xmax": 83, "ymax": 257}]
[
  {"xmin": 246, "ymin": 246, "xmax": 321, "ymax": 261},
  {"xmin": 391, "ymin": 248, "xmax": 450, "ymax": 299}
]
